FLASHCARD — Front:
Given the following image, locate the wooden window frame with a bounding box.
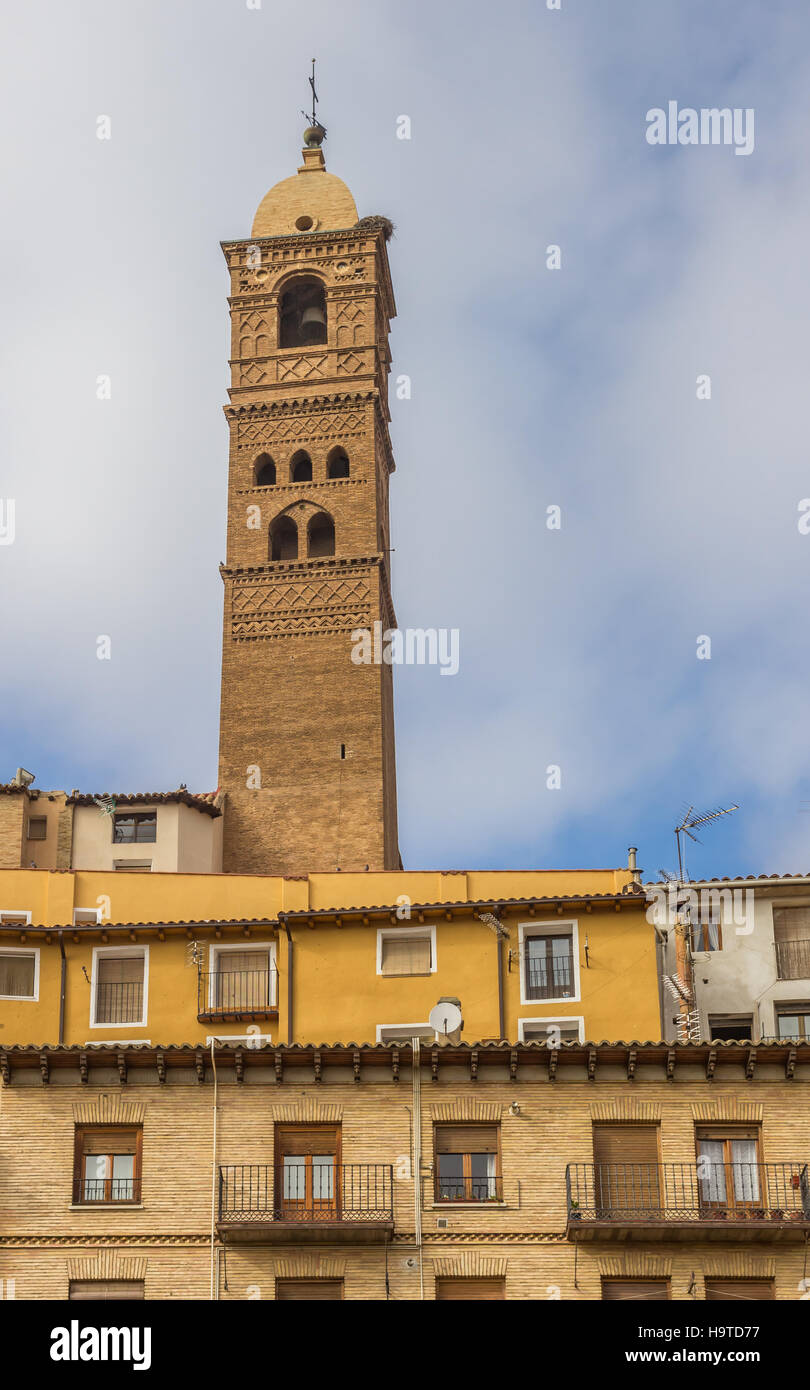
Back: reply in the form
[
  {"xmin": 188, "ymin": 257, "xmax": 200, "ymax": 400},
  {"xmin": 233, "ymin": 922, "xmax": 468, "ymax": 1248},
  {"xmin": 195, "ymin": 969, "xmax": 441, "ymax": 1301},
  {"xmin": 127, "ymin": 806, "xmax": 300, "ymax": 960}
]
[
  {"xmin": 111, "ymin": 811, "xmax": 157, "ymax": 845},
  {"xmin": 274, "ymin": 1124, "xmax": 342, "ymax": 1218},
  {"xmin": 26, "ymin": 817, "xmax": 47, "ymax": 841},
  {"xmin": 690, "ymin": 917, "xmax": 722, "ymax": 952},
  {"xmin": 694, "ymin": 1125, "xmax": 763, "ymax": 1213},
  {"xmin": 433, "ymin": 1123, "xmax": 502, "ymax": 1204},
  {"xmin": 73, "ymin": 1126, "xmax": 143, "ymax": 1205}
]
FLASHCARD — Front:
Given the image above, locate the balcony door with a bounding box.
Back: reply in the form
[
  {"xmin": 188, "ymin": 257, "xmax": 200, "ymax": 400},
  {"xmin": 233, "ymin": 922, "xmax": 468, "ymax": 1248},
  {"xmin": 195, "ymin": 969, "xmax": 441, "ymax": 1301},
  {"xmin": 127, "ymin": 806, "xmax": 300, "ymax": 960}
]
[
  {"xmin": 275, "ymin": 1126, "xmax": 340, "ymax": 1222},
  {"xmin": 592, "ymin": 1124, "xmax": 661, "ymax": 1215},
  {"xmin": 696, "ymin": 1129, "xmax": 762, "ymax": 1212}
]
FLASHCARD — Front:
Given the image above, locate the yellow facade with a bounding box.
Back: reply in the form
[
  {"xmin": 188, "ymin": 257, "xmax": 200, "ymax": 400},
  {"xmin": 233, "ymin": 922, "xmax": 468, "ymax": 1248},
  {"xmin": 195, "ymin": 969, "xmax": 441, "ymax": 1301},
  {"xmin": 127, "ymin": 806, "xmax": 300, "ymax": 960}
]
[{"xmin": 0, "ymin": 864, "xmax": 661, "ymax": 1047}]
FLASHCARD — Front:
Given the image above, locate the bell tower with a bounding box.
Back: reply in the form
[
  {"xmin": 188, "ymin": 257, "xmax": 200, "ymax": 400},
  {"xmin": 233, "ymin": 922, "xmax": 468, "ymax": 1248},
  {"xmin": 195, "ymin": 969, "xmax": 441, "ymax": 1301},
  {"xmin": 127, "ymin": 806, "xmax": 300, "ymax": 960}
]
[{"xmin": 217, "ymin": 123, "xmax": 400, "ymax": 874}]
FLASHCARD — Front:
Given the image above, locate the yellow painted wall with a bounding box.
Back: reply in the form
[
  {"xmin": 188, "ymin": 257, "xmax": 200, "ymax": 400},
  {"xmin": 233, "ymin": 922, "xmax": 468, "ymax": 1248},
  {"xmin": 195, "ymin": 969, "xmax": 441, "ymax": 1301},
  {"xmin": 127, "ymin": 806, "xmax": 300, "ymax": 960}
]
[{"xmin": 0, "ymin": 866, "xmax": 659, "ymax": 1047}]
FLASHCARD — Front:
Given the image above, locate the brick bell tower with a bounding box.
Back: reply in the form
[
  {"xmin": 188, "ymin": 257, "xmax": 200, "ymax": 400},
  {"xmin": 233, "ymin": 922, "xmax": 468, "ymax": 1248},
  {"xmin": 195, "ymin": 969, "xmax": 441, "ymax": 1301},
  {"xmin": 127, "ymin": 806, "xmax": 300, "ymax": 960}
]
[{"xmin": 217, "ymin": 122, "xmax": 400, "ymax": 874}]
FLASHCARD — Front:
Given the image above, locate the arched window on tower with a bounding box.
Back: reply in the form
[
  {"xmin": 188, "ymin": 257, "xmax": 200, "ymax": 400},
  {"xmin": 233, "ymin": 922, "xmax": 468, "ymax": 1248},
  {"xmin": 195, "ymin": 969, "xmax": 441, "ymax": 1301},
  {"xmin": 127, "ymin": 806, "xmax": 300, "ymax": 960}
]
[
  {"xmin": 327, "ymin": 447, "xmax": 350, "ymax": 480},
  {"xmin": 254, "ymin": 453, "xmax": 276, "ymax": 487},
  {"xmin": 308, "ymin": 511, "xmax": 335, "ymax": 558},
  {"xmin": 291, "ymin": 451, "xmax": 313, "ymax": 483},
  {"xmin": 279, "ymin": 277, "xmax": 327, "ymax": 349},
  {"xmin": 269, "ymin": 514, "xmax": 298, "ymax": 562}
]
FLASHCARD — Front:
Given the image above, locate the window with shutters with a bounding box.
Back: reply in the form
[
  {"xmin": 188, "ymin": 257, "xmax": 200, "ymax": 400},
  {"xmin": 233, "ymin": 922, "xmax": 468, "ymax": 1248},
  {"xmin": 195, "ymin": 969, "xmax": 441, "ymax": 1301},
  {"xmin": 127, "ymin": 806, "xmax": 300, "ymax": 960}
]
[
  {"xmin": 704, "ymin": 1279, "xmax": 774, "ymax": 1301},
  {"xmin": 601, "ymin": 1279, "xmax": 670, "ymax": 1301},
  {"xmin": 207, "ymin": 942, "xmax": 277, "ymax": 1013},
  {"xmin": 275, "ymin": 1279, "xmax": 343, "ymax": 1300},
  {"xmin": 0, "ymin": 947, "xmax": 39, "ymax": 1000},
  {"xmin": 274, "ymin": 1125, "xmax": 341, "ymax": 1219},
  {"xmin": 69, "ymin": 1280, "xmax": 145, "ymax": 1300},
  {"xmin": 434, "ymin": 1123, "xmax": 501, "ymax": 1202},
  {"xmin": 73, "ymin": 1127, "xmax": 142, "ymax": 1204},
  {"xmin": 435, "ymin": 1278, "xmax": 505, "ymax": 1300},
  {"xmin": 774, "ymin": 907, "xmax": 810, "ymax": 980},
  {"xmin": 90, "ymin": 947, "xmax": 147, "ymax": 1027},
  {"xmin": 695, "ymin": 1127, "xmax": 763, "ymax": 1212},
  {"xmin": 519, "ymin": 1016, "xmax": 584, "ymax": 1043},
  {"xmin": 519, "ymin": 921, "xmax": 579, "ymax": 1004},
  {"xmin": 591, "ymin": 1123, "xmax": 661, "ymax": 1213},
  {"xmin": 26, "ymin": 817, "xmax": 47, "ymax": 841},
  {"xmin": 377, "ymin": 925, "xmax": 435, "ymax": 977}
]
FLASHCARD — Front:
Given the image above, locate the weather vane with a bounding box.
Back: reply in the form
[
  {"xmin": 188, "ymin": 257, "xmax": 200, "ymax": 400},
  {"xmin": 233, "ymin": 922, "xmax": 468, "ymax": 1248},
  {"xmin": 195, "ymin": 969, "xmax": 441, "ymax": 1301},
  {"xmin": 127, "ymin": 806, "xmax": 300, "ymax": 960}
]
[{"xmin": 301, "ymin": 58, "xmax": 326, "ymax": 143}]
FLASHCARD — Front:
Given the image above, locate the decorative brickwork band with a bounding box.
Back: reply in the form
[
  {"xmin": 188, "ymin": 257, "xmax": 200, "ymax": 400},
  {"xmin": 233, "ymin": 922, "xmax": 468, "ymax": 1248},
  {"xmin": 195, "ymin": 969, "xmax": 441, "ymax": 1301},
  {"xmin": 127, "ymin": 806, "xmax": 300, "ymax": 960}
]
[
  {"xmin": 430, "ymin": 1254, "xmax": 509, "ymax": 1279},
  {"xmin": 589, "ymin": 1100, "xmax": 661, "ymax": 1122},
  {"xmin": 598, "ymin": 1254, "xmax": 672, "ymax": 1278},
  {"xmin": 691, "ymin": 1099, "xmax": 763, "ymax": 1123},
  {"xmin": 272, "ymin": 1256, "xmax": 346, "ymax": 1279},
  {"xmin": 71, "ymin": 1094, "xmax": 146, "ymax": 1125},
  {"xmin": 269, "ymin": 1100, "xmax": 343, "ymax": 1123},
  {"xmin": 430, "ymin": 1100, "xmax": 502, "ymax": 1123},
  {"xmin": 702, "ymin": 1254, "xmax": 775, "ymax": 1279},
  {"xmin": 66, "ymin": 1249, "xmax": 148, "ymax": 1282}
]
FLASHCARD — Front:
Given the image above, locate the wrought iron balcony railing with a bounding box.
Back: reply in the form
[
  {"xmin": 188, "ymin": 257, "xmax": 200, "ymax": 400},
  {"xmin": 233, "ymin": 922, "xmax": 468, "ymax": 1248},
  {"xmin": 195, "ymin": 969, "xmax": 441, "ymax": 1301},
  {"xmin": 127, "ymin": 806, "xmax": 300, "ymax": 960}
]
[
  {"xmin": 524, "ymin": 952, "xmax": 575, "ymax": 1001},
  {"xmin": 566, "ymin": 1163, "xmax": 810, "ymax": 1224},
  {"xmin": 218, "ymin": 1164, "xmax": 394, "ymax": 1225},
  {"xmin": 94, "ymin": 981, "xmax": 144, "ymax": 1025},
  {"xmin": 197, "ymin": 969, "xmax": 278, "ymax": 1019},
  {"xmin": 434, "ymin": 1173, "xmax": 502, "ymax": 1203},
  {"xmin": 80, "ymin": 1177, "xmax": 140, "ymax": 1204},
  {"xmin": 774, "ymin": 939, "xmax": 810, "ymax": 980}
]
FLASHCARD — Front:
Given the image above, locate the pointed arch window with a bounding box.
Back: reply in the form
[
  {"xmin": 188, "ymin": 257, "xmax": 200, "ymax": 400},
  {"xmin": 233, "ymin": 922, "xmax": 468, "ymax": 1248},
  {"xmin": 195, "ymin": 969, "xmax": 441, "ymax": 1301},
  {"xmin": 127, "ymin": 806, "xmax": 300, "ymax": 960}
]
[
  {"xmin": 327, "ymin": 447, "xmax": 350, "ymax": 480},
  {"xmin": 308, "ymin": 512, "xmax": 335, "ymax": 558},
  {"xmin": 269, "ymin": 515, "xmax": 298, "ymax": 562},
  {"xmin": 291, "ymin": 451, "xmax": 313, "ymax": 483},
  {"xmin": 254, "ymin": 454, "xmax": 276, "ymax": 487}
]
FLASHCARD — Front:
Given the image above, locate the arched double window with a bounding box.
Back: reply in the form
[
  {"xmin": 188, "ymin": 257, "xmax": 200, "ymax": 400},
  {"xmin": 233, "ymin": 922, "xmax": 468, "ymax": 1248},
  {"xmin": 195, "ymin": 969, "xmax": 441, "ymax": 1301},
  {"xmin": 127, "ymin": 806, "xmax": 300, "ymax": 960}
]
[
  {"xmin": 308, "ymin": 512, "xmax": 335, "ymax": 558},
  {"xmin": 327, "ymin": 447, "xmax": 350, "ymax": 480},
  {"xmin": 279, "ymin": 277, "xmax": 327, "ymax": 349},
  {"xmin": 269, "ymin": 515, "xmax": 298, "ymax": 562},
  {"xmin": 254, "ymin": 453, "xmax": 276, "ymax": 487},
  {"xmin": 291, "ymin": 450, "xmax": 313, "ymax": 483}
]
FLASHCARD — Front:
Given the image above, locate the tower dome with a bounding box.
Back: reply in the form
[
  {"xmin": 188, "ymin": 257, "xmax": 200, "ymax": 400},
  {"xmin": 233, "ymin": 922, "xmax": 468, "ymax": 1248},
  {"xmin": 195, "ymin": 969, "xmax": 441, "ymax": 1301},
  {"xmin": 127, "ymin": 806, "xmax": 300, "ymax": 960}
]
[{"xmin": 251, "ymin": 142, "xmax": 359, "ymax": 238}]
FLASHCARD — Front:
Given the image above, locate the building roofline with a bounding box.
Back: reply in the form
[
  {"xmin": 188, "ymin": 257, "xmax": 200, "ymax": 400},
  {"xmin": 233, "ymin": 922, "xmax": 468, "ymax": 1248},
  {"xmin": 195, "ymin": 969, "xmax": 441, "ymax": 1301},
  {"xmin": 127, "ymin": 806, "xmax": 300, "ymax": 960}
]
[
  {"xmin": 0, "ymin": 918, "xmax": 278, "ymax": 937},
  {"xmin": 278, "ymin": 888, "xmax": 649, "ymax": 925}
]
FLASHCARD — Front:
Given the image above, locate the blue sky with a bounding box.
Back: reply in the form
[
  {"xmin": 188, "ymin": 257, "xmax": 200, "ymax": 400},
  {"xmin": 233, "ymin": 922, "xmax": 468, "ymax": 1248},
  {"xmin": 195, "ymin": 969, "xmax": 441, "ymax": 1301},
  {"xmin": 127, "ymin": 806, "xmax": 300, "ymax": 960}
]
[{"xmin": 1, "ymin": 0, "xmax": 809, "ymax": 879}]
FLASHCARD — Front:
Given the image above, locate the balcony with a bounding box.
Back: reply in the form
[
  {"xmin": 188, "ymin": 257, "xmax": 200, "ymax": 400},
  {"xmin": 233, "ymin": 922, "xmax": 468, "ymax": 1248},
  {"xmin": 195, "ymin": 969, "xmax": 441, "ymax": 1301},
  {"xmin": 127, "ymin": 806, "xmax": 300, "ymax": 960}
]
[
  {"xmin": 775, "ymin": 939, "xmax": 810, "ymax": 980},
  {"xmin": 197, "ymin": 968, "xmax": 278, "ymax": 1023},
  {"xmin": 566, "ymin": 1163, "xmax": 810, "ymax": 1242},
  {"xmin": 524, "ymin": 951, "xmax": 575, "ymax": 1002},
  {"xmin": 217, "ymin": 1164, "xmax": 394, "ymax": 1243}
]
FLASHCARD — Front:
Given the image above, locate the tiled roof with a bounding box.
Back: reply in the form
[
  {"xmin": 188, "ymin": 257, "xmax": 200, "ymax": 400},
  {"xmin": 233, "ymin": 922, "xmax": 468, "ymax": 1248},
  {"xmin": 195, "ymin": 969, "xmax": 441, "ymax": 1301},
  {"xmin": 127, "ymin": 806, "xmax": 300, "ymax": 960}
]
[
  {"xmin": 279, "ymin": 886, "xmax": 649, "ymax": 922},
  {"xmin": 0, "ymin": 917, "xmax": 275, "ymax": 935},
  {"xmin": 66, "ymin": 789, "xmax": 222, "ymax": 817}
]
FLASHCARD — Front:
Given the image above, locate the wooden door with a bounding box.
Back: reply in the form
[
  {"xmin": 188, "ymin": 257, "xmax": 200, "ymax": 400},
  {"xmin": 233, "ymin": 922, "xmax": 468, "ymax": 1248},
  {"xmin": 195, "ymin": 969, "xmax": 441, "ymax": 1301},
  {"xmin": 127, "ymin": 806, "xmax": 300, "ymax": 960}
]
[{"xmin": 275, "ymin": 1126, "xmax": 340, "ymax": 1220}]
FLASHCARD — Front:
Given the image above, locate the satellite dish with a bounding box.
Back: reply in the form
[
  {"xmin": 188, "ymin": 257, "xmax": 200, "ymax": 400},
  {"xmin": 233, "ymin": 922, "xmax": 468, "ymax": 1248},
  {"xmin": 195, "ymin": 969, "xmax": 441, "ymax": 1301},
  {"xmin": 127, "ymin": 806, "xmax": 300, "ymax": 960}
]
[{"xmin": 429, "ymin": 1000, "xmax": 463, "ymax": 1037}]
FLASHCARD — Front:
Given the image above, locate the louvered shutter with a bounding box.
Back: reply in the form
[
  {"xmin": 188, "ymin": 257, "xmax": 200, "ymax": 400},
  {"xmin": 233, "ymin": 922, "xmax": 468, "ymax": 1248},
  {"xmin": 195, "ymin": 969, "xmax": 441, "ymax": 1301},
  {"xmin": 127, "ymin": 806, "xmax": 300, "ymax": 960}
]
[
  {"xmin": 705, "ymin": 1280, "xmax": 774, "ymax": 1301},
  {"xmin": 275, "ymin": 1280, "xmax": 343, "ymax": 1300},
  {"xmin": 435, "ymin": 1278, "xmax": 505, "ymax": 1300},
  {"xmin": 81, "ymin": 1129, "xmax": 139, "ymax": 1155},
  {"xmin": 69, "ymin": 1281, "xmax": 144, "ymax": 1300},
  {"xmin": 592, "ymin": 1124, "xmax": 660, "ymax": 1212},
  {"xmin": 602, "ymin": 1280, "xmax": 669, "ymax": 1301},
  {"xmin": 435, "ymin": 1125, "xmax": 499, "ymax": 1154},
  {"xmin": 275, "ymin": 1126, "xmax": 339, "ymax": 1156}
]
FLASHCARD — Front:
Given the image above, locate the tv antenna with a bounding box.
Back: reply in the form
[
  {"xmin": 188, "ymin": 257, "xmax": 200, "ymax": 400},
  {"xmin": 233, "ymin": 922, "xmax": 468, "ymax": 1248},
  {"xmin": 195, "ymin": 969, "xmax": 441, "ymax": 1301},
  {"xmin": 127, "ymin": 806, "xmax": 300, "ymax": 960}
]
[
  {"xmin": 674, "ymin": 804, "xmax": 738, "ymax": 881},
  {"xmin": 301, "ymin": 58, "xmax": 326, "ymax": 139}
]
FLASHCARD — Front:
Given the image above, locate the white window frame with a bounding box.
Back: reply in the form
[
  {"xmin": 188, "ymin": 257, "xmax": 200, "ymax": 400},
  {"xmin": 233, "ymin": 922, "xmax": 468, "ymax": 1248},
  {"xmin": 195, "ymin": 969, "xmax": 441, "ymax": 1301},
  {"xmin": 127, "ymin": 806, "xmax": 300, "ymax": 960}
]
[
  {"xmin": 0, "ymin": 944, "xmax": 40, "ymax": 1001},
  {"xmin": 376, "ymin": 924, "xmax": 437, "ymax": 977},
  {"xmin": 0, "ymin": 909, "xmax": 32, "ymax": 925},
  {"xmin": 518, "ymin": 919, "xmax": 581, "ymax": 1006},
  {"xmin": 518, "ymin": 1015, "xmax": 585, "ymax": 1044},
  {"xmin": 208, "ymin": 941, "xmax": 277, "ymax": 1008},
  {"xmin": 376, "ymin": 1022, "xmax": 438, "ymax": 1043},
  {"xmin": 89, "ymin": 944, "xmax": 149, "ymax": 1029},
  {"xmin": 73, "ymin": 908, "xmax": 102, "ymax": 925}
]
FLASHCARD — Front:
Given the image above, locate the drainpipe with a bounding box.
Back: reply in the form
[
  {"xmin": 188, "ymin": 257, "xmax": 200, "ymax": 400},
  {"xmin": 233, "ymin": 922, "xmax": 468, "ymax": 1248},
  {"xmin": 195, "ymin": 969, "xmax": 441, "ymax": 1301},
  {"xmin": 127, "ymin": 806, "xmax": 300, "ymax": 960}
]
[
  {"xmin": 496, "ymin": 931, "xmax": 505, "ymax": 1040},
  {"xmin": 210, "ymin": 1037, "xmax": 219, "ymax": 1301},
  {"xmin": 58, "ymin": 930, "xmax": 66, "ymax": 1045},
  {"xmin": 282, "ymin": 919, "xmax": 293, "ymax": 1045},
  {"xmin": 411, "ymin": 1037, "xmax": 423, "ymax": 1300}
]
